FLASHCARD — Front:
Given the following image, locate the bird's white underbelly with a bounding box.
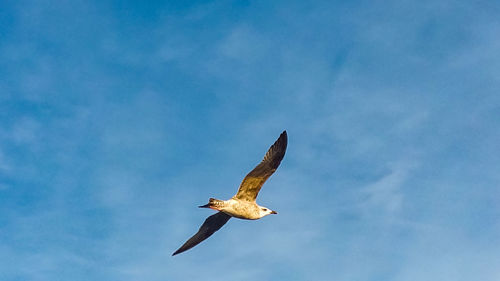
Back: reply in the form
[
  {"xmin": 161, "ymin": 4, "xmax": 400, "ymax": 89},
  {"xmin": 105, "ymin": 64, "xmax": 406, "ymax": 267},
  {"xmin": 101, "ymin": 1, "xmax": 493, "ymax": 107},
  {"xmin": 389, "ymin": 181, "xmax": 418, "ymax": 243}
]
[{"xmin": 221, "ymin": 199, "xmax": 261, "ymax": 220}]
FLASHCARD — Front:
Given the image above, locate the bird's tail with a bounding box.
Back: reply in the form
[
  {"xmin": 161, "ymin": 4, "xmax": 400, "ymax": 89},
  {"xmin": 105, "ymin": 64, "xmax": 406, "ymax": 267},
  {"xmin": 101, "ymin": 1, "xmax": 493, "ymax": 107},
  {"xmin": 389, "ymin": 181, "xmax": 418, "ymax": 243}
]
[{"xmin": 199, "ymin": 198, "xmax": 225, "ymax": 209}]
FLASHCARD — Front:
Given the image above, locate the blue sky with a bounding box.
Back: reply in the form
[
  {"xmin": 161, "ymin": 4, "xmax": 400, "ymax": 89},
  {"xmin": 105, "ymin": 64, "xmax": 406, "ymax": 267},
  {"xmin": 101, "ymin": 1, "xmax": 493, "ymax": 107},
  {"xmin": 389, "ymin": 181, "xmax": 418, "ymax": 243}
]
[{"xmin": 1, "ymin": 0, "xmax": 499, "ymax": 280}]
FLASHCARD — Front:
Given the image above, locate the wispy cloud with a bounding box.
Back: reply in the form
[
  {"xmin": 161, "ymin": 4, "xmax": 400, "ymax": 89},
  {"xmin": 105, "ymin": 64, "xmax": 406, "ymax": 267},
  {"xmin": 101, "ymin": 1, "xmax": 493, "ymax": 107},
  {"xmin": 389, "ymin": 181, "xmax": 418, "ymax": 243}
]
[
  {"xmin": 1, "ymin": 0, "xmax": 499, "ymax": 280},
  {"xmin": 360, "ymin": 161, "xmax": 416, "ymax": 218}
]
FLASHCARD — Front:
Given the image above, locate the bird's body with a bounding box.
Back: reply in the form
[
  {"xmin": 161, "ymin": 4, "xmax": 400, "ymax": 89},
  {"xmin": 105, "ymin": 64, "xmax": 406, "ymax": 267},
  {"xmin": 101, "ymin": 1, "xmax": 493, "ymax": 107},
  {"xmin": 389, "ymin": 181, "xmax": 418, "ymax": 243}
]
[
  {"xmin": 203, "ymin": 198, "xmax": 275, "ymax": 220},
  {"xmin": 172, "ymin": 130, "xmax": 287, "ymax": 256}
]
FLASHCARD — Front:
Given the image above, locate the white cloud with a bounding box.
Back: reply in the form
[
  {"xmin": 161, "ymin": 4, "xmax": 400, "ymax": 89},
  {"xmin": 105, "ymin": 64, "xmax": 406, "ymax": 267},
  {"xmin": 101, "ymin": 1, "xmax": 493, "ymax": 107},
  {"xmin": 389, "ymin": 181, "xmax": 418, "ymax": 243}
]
[
  {"xmin": 217, "ymin": 25, "xmax": 269, "ymax": 62},
  {"xmin": 1, "ymin": 1, "xmax": 499, "ymax": 280},
  {"xmin": 360, "ymin": 161, "xmax": 417, "ymax": 217}
]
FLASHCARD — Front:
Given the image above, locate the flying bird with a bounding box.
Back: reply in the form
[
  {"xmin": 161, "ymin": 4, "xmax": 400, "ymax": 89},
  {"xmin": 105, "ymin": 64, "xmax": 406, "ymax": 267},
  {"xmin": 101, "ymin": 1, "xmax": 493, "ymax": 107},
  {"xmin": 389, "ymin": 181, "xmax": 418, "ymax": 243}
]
[{"xmin": 172, "ymin": 130, "xmax": 288, "ymax": 256}]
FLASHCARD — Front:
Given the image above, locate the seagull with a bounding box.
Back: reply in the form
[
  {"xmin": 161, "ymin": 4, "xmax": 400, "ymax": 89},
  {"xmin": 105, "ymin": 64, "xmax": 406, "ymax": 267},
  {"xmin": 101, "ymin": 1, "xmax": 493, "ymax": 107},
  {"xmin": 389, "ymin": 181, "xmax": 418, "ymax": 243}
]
[{"xmin": 172, "ymin": 130, "xmax": 287, "ymax": 256}]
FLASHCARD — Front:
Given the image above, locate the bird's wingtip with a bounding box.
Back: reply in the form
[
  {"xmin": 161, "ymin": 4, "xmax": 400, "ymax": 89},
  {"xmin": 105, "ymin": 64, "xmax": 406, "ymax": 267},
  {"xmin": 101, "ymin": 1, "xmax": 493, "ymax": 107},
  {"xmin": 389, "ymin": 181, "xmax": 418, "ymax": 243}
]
[
  {"xmin": 279, "ymin": 130, "xmax": 287, "ymax": 141},
  {"xmin": 280, "ymin": 130, "xmax": 288, "ymax": 142}
]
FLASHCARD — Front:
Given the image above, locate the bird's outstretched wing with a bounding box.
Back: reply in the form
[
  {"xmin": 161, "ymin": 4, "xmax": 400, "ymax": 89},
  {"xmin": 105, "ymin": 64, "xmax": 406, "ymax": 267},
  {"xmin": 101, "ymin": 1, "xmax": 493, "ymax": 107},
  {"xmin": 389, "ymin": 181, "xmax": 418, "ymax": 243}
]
[
  {"xmin": 172, "ymin": 212, "xmax": 231, "ymax": 256},
  {"xmin": 233, "ymin": 130, "xmax": 287, "ymax": 202}
]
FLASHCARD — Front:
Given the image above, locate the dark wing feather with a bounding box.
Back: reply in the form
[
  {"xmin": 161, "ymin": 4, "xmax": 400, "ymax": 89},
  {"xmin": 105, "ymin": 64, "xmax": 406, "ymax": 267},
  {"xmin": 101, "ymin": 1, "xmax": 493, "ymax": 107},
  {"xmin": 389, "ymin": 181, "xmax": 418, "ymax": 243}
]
[
  {"xmin": 172, "ymin": 212, "xmax": 231, "ymax": 256},
  {"xmin": 233, "ymin": 130, "xmax": 287, "ymax": 202}
]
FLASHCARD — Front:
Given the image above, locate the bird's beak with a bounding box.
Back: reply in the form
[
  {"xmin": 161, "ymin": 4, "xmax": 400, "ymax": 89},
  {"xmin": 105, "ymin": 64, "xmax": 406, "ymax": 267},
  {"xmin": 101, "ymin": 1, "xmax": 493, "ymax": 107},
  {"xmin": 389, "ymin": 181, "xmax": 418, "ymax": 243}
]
[{"xmin": 271, "ymin": 210, "xmax": 278, "ymax": 214}]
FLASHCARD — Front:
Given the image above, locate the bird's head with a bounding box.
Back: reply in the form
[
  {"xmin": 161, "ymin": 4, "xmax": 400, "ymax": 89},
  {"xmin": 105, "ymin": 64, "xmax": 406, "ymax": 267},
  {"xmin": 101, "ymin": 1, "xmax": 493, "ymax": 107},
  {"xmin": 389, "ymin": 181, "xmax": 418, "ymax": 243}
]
[{"xmin": 259, "ymin": 207, "xmax": 278, "ymax": 217}]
